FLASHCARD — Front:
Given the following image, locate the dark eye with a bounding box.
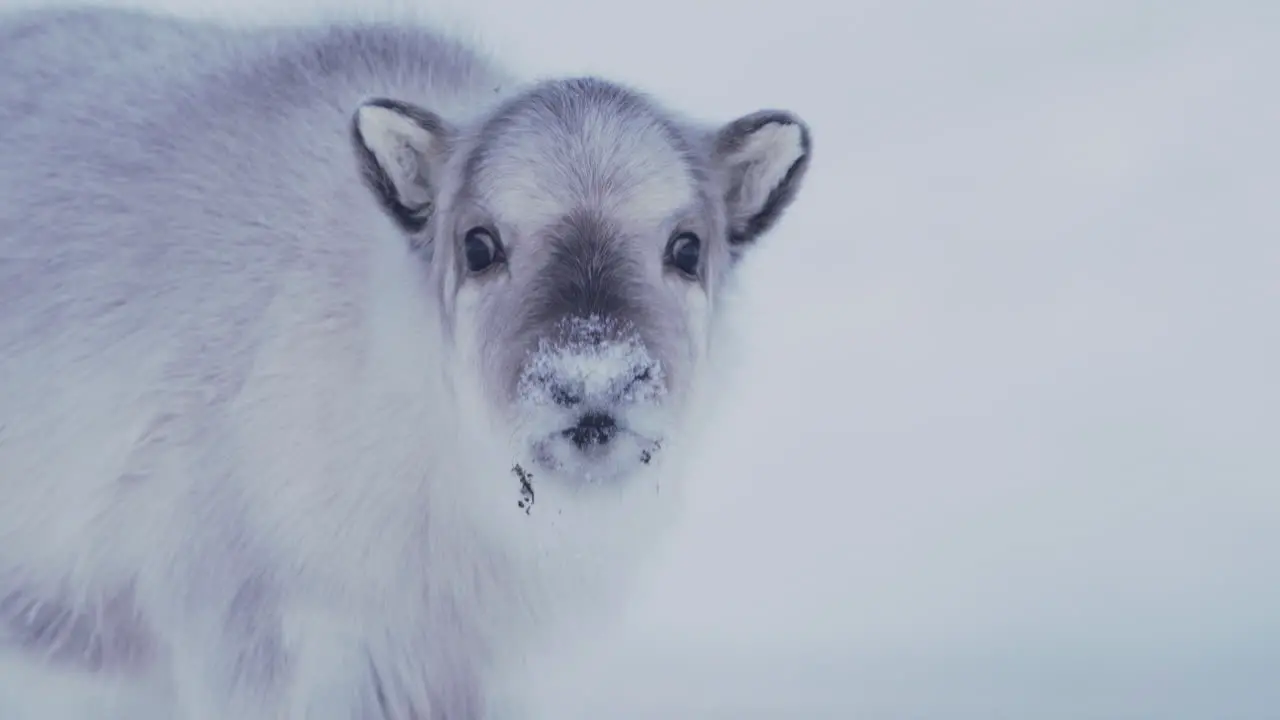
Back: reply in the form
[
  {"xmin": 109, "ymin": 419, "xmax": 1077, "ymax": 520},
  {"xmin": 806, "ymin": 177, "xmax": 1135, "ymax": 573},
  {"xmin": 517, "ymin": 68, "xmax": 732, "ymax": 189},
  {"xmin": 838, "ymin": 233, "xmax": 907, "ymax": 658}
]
[
  {"xmin": 666, "ymin": 232, "xmax": 701, "ymax": 278},
  {"xmin": 463, "ymin": 227, "xmax": 503, "ymax": 274}
]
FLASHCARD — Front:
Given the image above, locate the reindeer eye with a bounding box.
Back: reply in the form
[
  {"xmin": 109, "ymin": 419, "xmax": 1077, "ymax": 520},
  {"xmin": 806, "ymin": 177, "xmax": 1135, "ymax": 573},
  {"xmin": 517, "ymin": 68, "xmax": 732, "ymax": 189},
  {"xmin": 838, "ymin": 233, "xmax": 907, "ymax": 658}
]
[
  {"xmin": 666, "ymin": 232, "xmax": 701, "ymax": 278},
  {"xmin": 463, "ymin": 227, "xmax": 503, "ymax": 274}
]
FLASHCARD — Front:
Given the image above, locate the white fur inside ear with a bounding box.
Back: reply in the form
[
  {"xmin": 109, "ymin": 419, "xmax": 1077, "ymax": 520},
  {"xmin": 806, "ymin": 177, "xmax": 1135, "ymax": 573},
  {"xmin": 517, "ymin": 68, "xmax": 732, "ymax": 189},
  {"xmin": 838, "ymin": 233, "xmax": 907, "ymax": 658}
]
[
  {"xmin": 725, "ymin": 121, "xmax": 806, "ymax": 221},
  {"xmin": 355, "ymin": 105, "xmax": 439, "ymax": 209}
]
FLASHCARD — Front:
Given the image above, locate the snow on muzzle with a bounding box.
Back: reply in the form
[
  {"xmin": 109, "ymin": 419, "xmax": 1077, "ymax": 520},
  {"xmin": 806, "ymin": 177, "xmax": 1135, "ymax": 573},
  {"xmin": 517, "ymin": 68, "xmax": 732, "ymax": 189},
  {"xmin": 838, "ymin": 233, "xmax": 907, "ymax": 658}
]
[{"xmin": 516, "ymin": 315, "xmax": 667, "ymax": 456}]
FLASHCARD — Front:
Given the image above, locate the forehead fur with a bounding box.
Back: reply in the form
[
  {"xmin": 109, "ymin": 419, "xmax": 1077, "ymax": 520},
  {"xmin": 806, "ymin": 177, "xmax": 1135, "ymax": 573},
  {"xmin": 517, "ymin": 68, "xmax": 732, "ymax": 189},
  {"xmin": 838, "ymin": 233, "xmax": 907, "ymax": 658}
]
[{"xmin": 463, "ymin": 78, "xmax": 703, "ymax": 231}]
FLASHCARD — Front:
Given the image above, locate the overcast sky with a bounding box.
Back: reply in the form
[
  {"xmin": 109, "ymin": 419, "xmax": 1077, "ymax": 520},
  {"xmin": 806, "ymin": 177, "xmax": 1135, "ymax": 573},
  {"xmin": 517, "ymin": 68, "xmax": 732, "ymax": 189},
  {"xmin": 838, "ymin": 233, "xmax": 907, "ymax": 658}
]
[{"xmin": 4, "ymin": 0, "xmax": 1277, "ymax": 718}]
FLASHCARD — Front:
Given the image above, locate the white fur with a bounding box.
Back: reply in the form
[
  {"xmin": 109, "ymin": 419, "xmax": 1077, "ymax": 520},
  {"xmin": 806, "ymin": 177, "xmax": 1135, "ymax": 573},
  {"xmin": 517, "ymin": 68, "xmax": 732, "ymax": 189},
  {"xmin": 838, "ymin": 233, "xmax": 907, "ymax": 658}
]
[{"xmin": 0, "ymin": 5, "xmax": 811, "ymax": 720}]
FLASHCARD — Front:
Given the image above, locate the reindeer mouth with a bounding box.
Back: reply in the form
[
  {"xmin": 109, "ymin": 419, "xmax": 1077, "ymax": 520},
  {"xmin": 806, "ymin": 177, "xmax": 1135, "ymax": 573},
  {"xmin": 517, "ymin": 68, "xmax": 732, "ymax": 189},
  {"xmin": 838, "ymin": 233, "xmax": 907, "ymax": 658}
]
[
  {"xmin": 528, "ymin": 421, "xmax": 663, "ymax": 477},
  {"xmin": 562, "ymin": 411, "xmax": 619, "ymax": 450}
]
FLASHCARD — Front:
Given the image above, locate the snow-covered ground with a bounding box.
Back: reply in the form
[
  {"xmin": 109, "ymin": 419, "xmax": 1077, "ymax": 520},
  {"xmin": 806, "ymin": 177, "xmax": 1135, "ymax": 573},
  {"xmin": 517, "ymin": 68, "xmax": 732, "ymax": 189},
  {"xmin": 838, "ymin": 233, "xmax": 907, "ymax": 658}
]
[{"xmin": 3, "ymin": 0, "xmax": 1277, "ymax": 718}]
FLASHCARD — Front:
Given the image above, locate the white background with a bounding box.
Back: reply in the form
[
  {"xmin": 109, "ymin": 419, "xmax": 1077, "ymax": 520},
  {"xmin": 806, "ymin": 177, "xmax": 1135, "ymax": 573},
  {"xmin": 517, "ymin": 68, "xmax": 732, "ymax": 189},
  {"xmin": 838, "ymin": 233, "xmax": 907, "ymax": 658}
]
[{"xmin": 4, "ymin": 0, "xmax": 1278, "ymax": 717}]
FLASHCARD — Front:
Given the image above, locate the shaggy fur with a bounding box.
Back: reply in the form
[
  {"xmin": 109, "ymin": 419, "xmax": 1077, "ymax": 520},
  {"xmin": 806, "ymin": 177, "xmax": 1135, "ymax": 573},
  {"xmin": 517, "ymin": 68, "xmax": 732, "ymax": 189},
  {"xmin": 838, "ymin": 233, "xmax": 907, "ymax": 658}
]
[{"xmin": 0, "ymin": 5, "xmax": 813, "ymax": 719}]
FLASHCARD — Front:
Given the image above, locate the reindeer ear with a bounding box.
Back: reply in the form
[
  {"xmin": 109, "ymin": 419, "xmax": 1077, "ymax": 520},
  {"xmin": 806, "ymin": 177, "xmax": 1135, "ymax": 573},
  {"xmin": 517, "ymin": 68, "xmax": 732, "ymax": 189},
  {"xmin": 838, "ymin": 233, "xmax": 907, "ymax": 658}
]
[
  {"xmin": 351, "ymin": 98, "xmax": 453, "ymax": 233},
  {"xmin": 713, "ymin": 110, "xmax": 812, "ymax": 249}
]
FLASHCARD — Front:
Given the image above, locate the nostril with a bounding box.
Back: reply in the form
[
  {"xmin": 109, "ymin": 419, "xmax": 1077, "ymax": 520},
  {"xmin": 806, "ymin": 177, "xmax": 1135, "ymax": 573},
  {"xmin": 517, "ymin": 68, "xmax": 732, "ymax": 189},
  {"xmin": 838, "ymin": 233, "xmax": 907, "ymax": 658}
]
[
  {"xmin": 577, "ymin": 412, "xmax": 616, "ymax": 431},
  {"xmin": 617, "ymin": 363, "xmax": 659, "ymax": 401},
  {"xmin": 550, "ymin": 383, "xmax": 583, "ymax": 408},
  {"xmin": 564, "ymin": 412, "xmax": 617, "ymax": 449}
]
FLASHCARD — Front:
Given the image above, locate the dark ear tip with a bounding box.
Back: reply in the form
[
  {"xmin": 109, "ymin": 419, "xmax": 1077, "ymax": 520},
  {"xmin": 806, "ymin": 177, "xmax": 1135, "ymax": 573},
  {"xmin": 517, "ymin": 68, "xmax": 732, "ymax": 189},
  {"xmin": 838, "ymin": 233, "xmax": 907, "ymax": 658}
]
[
  {"xmin": 351, "ymin": 97, "xmax": 448, "ymax": 137},
  {"xmin": 717, "ymin": 109, "xmax": 813, "ymax": 158},
  {"xmin": 351, "ymin": 97, "xmax": 407, "ymax": 131},
  {"xmin": 360, "ymin": 96, "xmax": 401, "ymax": 109}
]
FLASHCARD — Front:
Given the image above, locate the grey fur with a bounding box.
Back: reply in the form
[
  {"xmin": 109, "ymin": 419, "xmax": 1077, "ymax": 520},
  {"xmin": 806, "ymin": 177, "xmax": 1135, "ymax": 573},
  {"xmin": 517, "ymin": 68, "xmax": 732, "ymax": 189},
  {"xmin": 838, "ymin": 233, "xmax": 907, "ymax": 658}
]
[
  {"xmin": 0, "ymin": 581, "xmax": 153, "ymax": 673},
  {"xmin": 0, "ymin": 5, "xmax": 813, "ymax": 719}
]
